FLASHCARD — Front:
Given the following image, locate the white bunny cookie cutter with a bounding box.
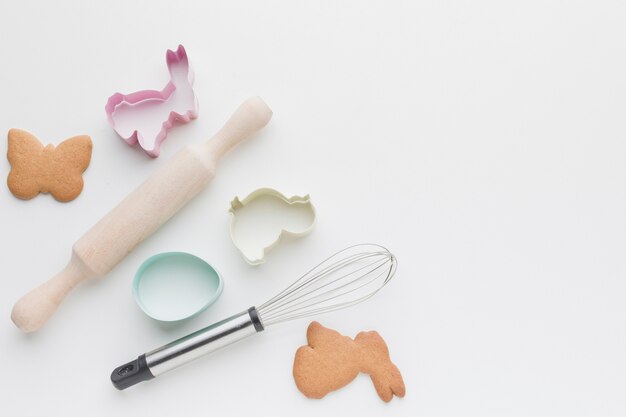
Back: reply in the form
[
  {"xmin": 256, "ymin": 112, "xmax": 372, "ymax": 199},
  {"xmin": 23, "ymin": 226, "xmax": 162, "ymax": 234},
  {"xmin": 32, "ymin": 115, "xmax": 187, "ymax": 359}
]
[{"xmin": 229, "ymin": 188, "xmax": 316, "ymax": 265}]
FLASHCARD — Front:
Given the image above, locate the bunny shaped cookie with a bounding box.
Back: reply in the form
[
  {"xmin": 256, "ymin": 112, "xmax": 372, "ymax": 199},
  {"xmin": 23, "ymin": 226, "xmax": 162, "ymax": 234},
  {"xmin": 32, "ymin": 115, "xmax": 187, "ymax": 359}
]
[{"xmin": 293, "ymin": 321, "xmax": 405, "ymax": 402}]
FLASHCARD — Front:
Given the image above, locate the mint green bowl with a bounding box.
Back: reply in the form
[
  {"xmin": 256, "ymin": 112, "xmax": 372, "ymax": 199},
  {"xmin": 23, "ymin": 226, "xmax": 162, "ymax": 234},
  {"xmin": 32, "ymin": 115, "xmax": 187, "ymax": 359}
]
[{"xmin": 132, "ymin": 252, "xmax": 224, "ymax": 322}]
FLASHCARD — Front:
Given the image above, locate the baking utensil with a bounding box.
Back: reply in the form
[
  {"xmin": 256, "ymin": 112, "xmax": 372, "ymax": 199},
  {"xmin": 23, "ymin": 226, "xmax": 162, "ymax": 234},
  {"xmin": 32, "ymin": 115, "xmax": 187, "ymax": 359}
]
[
  {"xmin": 229, "ymin": 188, "xmax": 316, "ymax": 265},
  {"xmin": 11, "ymin": 97, "xmax": 272, "ymax": 333},
  {"xmin": 110, "ymin": 243, "xmax": 396, "ymax": 390},
  {"xmin": 105, "ymin": 44, "xmax": 198, "ymax": 157},
  {"xmin": 133, "ymin": 252, "xmax": 223, "ymax": 322}
]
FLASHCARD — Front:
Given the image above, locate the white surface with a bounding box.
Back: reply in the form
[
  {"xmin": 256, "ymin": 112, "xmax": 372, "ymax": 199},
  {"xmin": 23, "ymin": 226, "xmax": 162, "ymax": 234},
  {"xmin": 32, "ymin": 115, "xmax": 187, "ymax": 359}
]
[{"xmin": 0, "ymin": 1, "xmax": 625, "ymax": 416}]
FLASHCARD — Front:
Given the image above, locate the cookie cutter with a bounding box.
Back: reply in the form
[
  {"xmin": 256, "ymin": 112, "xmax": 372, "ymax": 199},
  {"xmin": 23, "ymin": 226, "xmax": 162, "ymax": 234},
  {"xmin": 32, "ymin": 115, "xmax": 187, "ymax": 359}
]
[
  {"xmin": 105, "ymin": 44, "xmax": 199, "ymax": 158},
  {"xmin": 229, "ymin": 188, "xmax": 316, "ymax": 265},
  {"xmin": 132, "ymin": 252, "xmax": 223, "ymax": 322}
]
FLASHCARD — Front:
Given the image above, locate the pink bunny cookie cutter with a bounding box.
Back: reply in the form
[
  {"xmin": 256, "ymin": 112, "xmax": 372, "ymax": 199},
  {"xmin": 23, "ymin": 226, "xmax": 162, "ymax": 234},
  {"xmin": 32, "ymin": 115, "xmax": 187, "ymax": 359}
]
[{"xmin": 105, "ymin": 44, "xmax": 199, "ymax": 157}]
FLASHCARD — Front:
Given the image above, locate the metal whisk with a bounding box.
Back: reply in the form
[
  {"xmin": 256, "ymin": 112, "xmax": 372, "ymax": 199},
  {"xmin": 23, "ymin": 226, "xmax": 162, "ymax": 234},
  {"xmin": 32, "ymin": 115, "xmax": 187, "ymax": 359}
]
[{"xmin": 111, "ymin": 244, "xmax": 397, "ymax": 390}]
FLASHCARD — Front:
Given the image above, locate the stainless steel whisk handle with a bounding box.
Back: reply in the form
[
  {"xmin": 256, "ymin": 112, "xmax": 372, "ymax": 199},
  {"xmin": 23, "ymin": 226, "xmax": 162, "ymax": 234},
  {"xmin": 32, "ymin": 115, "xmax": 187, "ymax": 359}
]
[{"xmin": 111, "ymin": 307, "xmax": 264, "ymax": 390}]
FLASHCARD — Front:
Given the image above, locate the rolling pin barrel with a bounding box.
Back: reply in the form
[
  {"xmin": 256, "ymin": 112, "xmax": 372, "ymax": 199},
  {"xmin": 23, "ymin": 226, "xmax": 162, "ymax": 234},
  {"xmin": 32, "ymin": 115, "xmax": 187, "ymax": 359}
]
[{"xmin": 11, "ymin": 97, "xmax": 273, "ymax": 332}]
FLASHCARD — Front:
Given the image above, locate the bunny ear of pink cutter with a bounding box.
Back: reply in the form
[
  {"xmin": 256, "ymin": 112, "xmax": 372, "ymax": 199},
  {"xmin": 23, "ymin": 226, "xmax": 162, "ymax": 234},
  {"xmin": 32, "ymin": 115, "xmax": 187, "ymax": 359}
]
[{"xmin": 105, "ymin": 44, "xmax": 199, "ymax": 158}]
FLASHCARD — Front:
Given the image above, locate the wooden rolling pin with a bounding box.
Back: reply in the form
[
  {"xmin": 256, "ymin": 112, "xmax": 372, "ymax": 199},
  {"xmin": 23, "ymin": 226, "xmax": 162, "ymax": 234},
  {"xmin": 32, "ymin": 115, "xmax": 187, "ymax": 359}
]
[{"xmin": 11, "ymin": 97, "xmax": 273, "ymax": 332}]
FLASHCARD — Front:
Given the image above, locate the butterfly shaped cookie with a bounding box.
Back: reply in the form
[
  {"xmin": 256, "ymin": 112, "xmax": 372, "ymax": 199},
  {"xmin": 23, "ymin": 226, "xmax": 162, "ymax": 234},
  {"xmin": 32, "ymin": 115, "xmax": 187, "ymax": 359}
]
[{"xmin": 7, "ymin": 129, "xmax": 92, "ymax": 202}]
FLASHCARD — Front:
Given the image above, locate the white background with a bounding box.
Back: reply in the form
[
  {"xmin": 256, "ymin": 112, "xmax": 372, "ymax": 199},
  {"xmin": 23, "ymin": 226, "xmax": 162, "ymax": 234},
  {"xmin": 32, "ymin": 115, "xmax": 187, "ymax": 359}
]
[{"xmin": 1, "ymin": 1, "xmax": 625, "ymax": 416}]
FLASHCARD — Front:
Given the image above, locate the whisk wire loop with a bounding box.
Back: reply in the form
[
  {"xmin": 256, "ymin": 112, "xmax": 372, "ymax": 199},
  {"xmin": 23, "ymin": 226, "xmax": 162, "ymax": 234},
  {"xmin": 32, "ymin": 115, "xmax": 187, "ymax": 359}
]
[{"xmin": 256, "ymin": 244, "xmax": 397, "ymax": 327}]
